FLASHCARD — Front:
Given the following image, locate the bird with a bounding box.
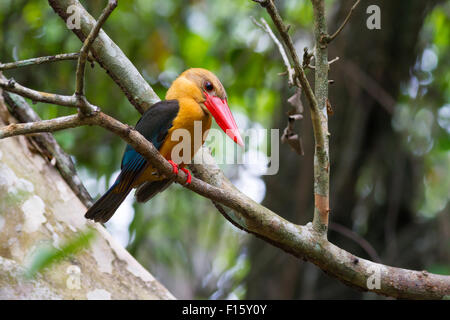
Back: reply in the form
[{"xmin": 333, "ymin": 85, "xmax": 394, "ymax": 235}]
[{"xmin": 85, "ymin": 68, "xmax": 243, "ymax": 223}]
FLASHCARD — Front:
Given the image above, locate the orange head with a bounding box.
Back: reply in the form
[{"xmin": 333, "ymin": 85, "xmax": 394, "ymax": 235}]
[{"xmin": 166, "ymin": 68, "xmax": 244, "ymax": 146}]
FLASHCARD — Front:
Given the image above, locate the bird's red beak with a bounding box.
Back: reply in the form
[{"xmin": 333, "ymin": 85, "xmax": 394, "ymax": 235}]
[{"xmin": 204, "ymin": 91, "xmax": 244, "ymax": 147}]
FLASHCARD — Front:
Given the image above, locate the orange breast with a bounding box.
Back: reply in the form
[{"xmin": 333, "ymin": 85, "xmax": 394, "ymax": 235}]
[{"xmin": 132, "ymin": 98, "xmax": 211, "ymax": 187}]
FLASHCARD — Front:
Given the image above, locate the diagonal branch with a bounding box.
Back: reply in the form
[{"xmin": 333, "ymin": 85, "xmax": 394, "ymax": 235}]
[
  {"xmin": 253, "ymin": 0, "xmax": 329, "ymax": 234},
  {"xmin": 75, "ymin": 0, "xmax": 117, "ymax": 98},
  {"xmin": 38, "ymin": 0, "xmax": 450, "ymax": 299},
  {"xmin": 48, "ymin": 0, "xmax": 160, "ymax": 114},
  {"xmin": 251, "ymin": 17, "xmax": 295, "ymax": 86},
  {"xmin": 251, "ymin": 0, "xmax": 321, "ymax": 133},
  {"xmin": 324, "ymin": 0, "xmax": 361, "ymax": 43}
]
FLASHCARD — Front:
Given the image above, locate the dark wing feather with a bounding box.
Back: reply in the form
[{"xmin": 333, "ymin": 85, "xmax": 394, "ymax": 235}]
[
  {"xmin": 135, "ymin": 178, "xmax": 174, "ymax": 203},
  {"xmin": 85, "ymin": 100, "xmax": 180, "ymax": 222},
  {"xmin": 121, "ymin": 100, "xmax": 180, "ymax": 168}
]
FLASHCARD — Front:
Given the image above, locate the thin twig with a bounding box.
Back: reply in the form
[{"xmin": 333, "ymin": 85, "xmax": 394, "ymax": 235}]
[
  {"xmin": 251, "ymin": 6, "xmax": 307, "ymax": 86},
  {"xmin": 0, "ymin": 114, "xmax": 89, "ymax": 139},
  {"xmin": 252, "ymin": 0, "xmax": 268, "ymax": 5},
  {"xmin": 251, "ymin": 17, "xmax": 295, "ymax": 86},
  {"xmin": 308, "ymin": 56, "xmax": 339, "ymax": 71},
  {"xmin": 50, "ymin": 0, "xmax": 161, "ymax": 114},
  {"xmin": 302, "ymin": 47, "xmax": 315, "ymax": 69},
  {"xmin": 2, "ymin": 90, "xmax": 93, "ymax": 207},
  {"xmin": 0, "ymin": 53, "xmax": 80, "ymax": 71},
  {"xmin": 324, "ymin": 0, "xmax": 361, "ymax": 43},
  {"xmin": 75, "ymin": 0, "xmax": 117, "ymax": 108},
  {"xmin": 252, "ymin": 0, "xmax": 324, "ymax": 149},
  {"xmin": 0, "ymin": 111, "xmax": 193, "ymax": 189},
  {"xmin": 328, "ymin": 56, "xmax": 340, "ymax": 65},
  {"xmin": 329, "ymin": 222, "xmax": 382, "ymax": 263},
  {"xmin": 0, "ymin": 77, "xmax": 81, "ymax": 108}
]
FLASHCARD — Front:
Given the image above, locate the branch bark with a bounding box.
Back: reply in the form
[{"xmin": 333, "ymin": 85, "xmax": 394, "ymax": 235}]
[
  {"xmin": 0, "ymin": 53, "xmax": 80, "ymax": 71},
  {"xmin": 75, "ymin": 0, "xmax": 117, "ymax": 100},
  {"xmin": 311, "ymin": 0, "xmax": 330, "ymax": 234},
  {"xmin": 0, "ymin": 77, "xmax": 82, "ymax": 109},
  {"xmin": 0, "ymin": 0, "xmax": 442, "ymax": 299},
  {"xmin": 251, "ymin": 17, "xmax": 295, "ymax": 86}
]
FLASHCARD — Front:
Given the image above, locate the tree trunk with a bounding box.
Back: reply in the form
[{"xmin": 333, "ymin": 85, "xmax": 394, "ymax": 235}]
[
  {"xmin": 0, "ymin": 93, "xmax": 174, "ymax": 300},
  {"xmin": 247, "ymin": 0, "xmax": 444, "ymax": 299}
]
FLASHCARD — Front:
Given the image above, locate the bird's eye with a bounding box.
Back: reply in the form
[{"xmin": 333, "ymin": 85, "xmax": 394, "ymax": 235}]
[{"xmin": 204, "ymin": 81, "xmax": 214, "ymax": 91}]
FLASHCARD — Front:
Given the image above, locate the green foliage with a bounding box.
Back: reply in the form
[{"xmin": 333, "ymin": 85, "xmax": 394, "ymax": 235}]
[
  {"xmin": 25, "ymin": 228, "xmax": 96, "ymax": 279},
  {"xmin": 392, "ymin": 2, "xmax": 450, "ymax": 218},
  {"xmin": 427, "ymin": 264, "xmax": 450, "ymax": 276}
]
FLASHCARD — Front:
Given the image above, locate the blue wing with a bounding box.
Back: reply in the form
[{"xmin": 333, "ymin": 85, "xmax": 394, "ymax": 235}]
[{"xmin": 84, "ymin": 100, "xmax": 180, "ymax": 223}]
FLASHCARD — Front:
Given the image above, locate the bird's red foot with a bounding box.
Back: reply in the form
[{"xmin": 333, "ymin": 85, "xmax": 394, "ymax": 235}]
[
  {"xmin": 168, "ymin": 160, "xmax": 179, "ymax": 175},
  {"xmin": 180, "ymin": 167, "xmax": 192, "ymax": 184}
]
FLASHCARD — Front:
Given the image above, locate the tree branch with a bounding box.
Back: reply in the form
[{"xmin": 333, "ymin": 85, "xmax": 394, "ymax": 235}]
[
  {"xmin": 48, "ymin": 0, "xmax": 160, "ymax": 114},
  {"xmin": 75, "ymin": 0, "xmax": 117, "ymax": 100},
  {"xmin": 0, "ymin": 77, "xmax": 79, "ymax": 108},
  {"xmin": 0, "ymin": 104, "xmax": 174, "ymax": 298},
  {"xmin": 251, "ymin": 17, "xmax": 295, "ymax": 86},
  {"xmin": 0, "ymin": 53, "xmax": 80, "ymax": 71},
  {"xmin": 0, "ymin": 113, "xmax": 87, "ymax": 139},
  {"xmin": 252, "ymin": 0, "xmax": 330, "ymax": 235},
  {"xmin": 251, "ymin": 1, "xmax": 321, "ymax": 133},
  {"xmin": 2, "ymin": 90, "xmax": 93, "ymax": 207},
  {"xmin": 310, "ymin": 0, "xmax": 330, "ymax": 235},
  {"xmin": 324, "ymin": 0, "xmax": 361, "ymax": 43},
  {"xmin": 25, "ymin": 0, "xmax": 450, "ymax": 298},
  {"xmin": 252, "ymin": 0, "xmax": 330, "ymax": 234},
  {"xmin": 343, "ymin": 60, "xmax": 396, "ymax": 114}
]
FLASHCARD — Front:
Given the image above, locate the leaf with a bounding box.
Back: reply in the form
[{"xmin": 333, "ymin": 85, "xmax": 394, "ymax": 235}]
[
  {"xmin": 288, "ymin": 114, "xmax": 303, "ymax": 121},
  {"xmin": 25, "ymin": 228, "xmax": 96, "ymax": 279},
  {"xmin": 281, "ymin": 88, "xmax": 304, "ymax": 155},
  {"xmin": 326, "ymin": 98, "xmax": 334, "ymax": 116},
  {"xmin": 287, "ymin": 88, "xmax": 304, "ymax": 113},
  {"xmin": 281, "ymin": 130, "xmax": 304, "ymax": 155}
]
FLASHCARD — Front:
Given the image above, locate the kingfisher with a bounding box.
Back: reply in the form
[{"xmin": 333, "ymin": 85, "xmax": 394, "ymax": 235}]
[{"xmin": 85, "ymin": 68, "xmax": 243, "ymax": 223}]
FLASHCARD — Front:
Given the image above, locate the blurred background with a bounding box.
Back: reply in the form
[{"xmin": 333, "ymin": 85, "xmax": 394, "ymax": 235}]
[{"xmin": 0, "ymin": 0, "xmax": 448, "ymax": 299}]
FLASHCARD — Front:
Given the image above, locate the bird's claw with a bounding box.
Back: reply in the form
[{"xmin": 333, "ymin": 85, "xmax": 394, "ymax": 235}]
[
  {"xmin": 180, "ymin": 168, "xmax": 192, "ymax": 184},
  {"xmin": 168, "ymin": 160, "xmax": 191, "ymax": 184},
  {"xmin": 168, "ymin": 160, "xmax": 179, "ymax": 174}
]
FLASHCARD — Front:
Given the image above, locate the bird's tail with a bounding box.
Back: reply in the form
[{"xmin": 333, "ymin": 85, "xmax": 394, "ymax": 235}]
[{"xmin": 85, "ymin": 181, "xmax": 132, "ymax": 223}]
